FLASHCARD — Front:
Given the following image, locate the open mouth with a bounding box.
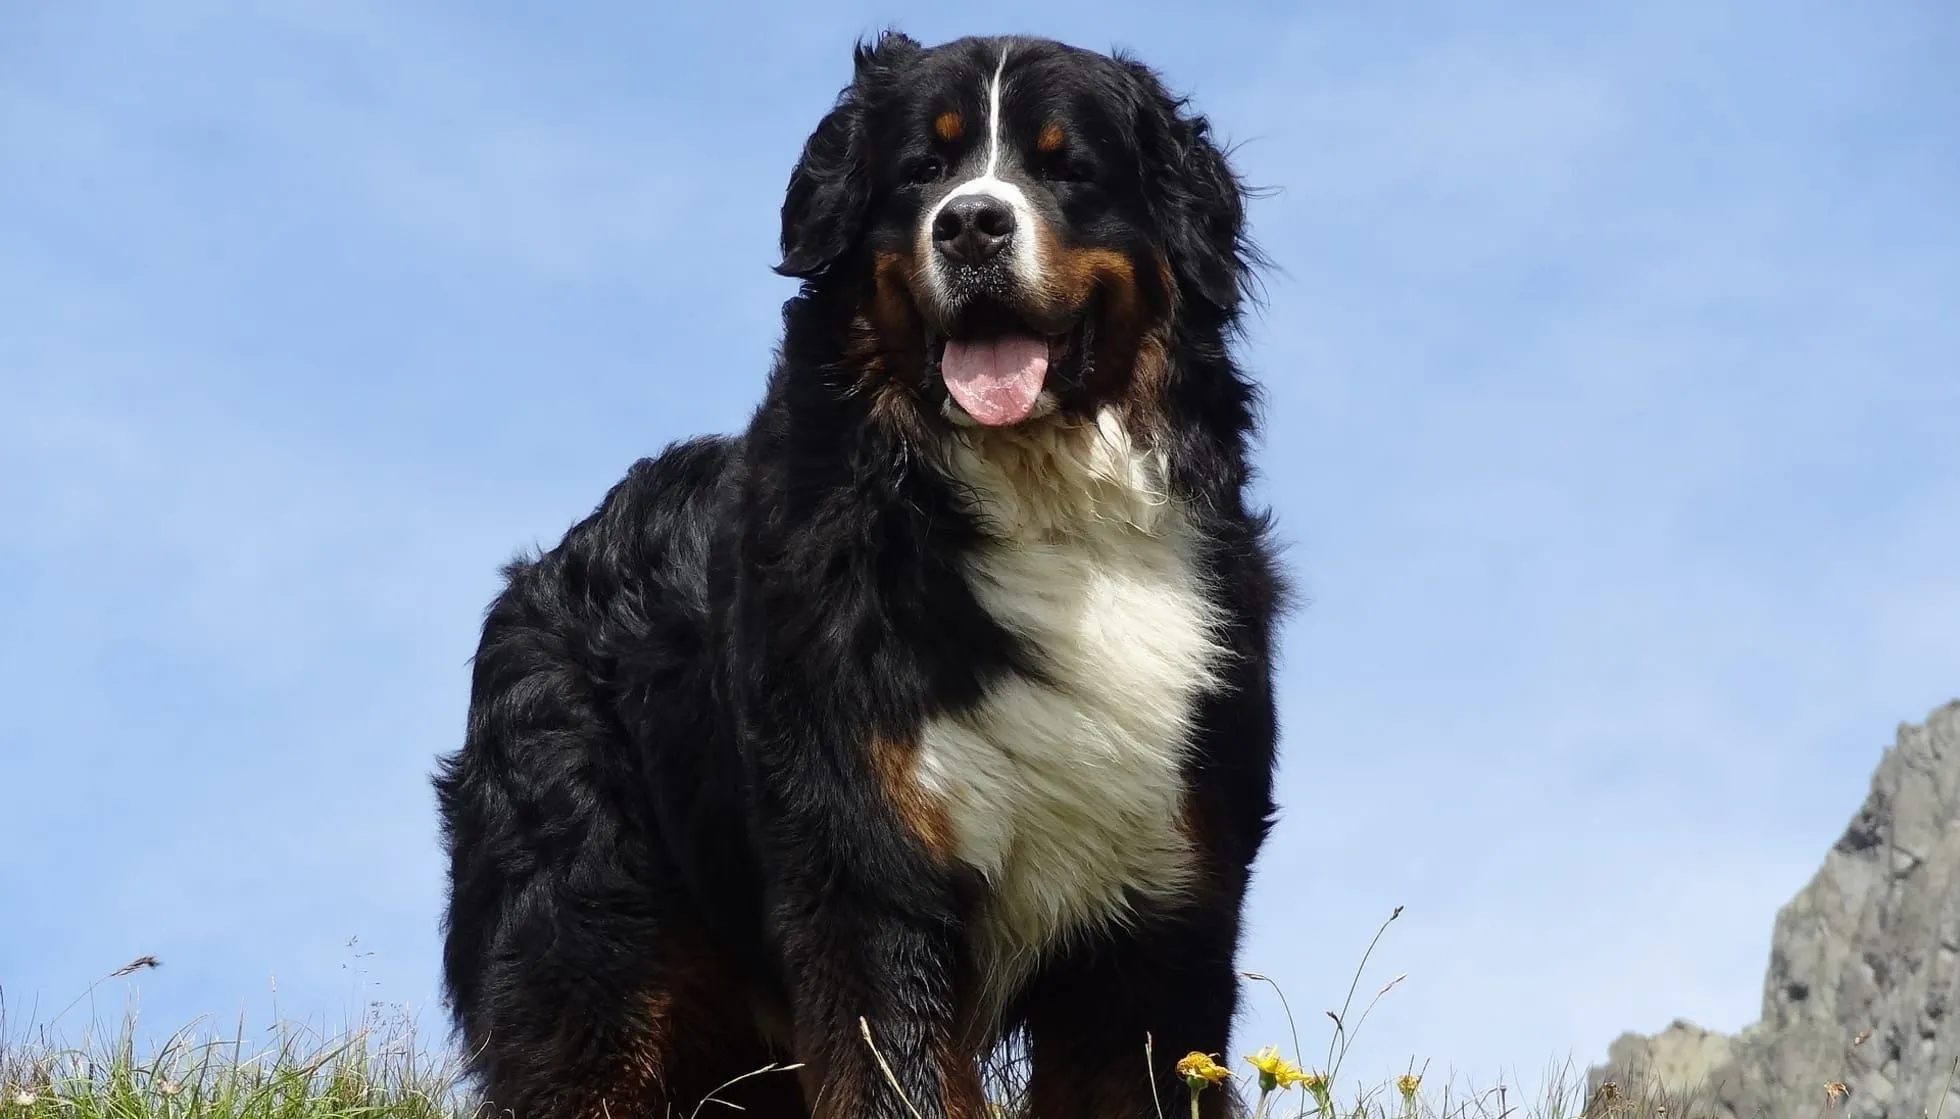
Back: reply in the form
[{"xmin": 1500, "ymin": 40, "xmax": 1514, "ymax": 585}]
[{"xmin": 925, "ymin": 300, "xmax": 1091, "ymax": 427}]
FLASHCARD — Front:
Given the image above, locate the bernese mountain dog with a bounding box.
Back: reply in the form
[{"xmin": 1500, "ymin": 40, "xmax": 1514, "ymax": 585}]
[{"xmin": 435, "ymin": 30, "xmax": 1286, "ymax": 1119}]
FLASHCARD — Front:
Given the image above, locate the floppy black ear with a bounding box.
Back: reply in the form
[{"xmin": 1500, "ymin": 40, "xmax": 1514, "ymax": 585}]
[
  {"xmin": 1118, "ymin": 58, "xmax": 1256, "ymax": 316},
  {"xmin": 1161, "ymin": 113, "xmax": 1253, "ymax": 313},
  {"xmin": 776, "ymin": 31, "xmax": 922, "ymax": 279}
]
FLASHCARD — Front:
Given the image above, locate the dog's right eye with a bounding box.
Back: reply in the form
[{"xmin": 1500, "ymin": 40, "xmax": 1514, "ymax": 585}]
[{"xmin": 907, "ymin": 157, "xmax": 946, "ymax": 185}]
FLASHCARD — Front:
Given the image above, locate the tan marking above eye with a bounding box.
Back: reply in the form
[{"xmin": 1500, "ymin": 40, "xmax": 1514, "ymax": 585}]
[
  {"xmin": 1037, "ymin": 122, "xmax": 1065, "ymax": 153},
  {"xmin": 934, "ymin": 111, "xmax": 964, "ymax": 143}
]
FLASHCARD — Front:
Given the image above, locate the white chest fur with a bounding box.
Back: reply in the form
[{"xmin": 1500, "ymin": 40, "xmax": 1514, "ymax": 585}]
[{"xmin": 916, "ymin": 410, "xmax": 1227, "ymax": 1005}]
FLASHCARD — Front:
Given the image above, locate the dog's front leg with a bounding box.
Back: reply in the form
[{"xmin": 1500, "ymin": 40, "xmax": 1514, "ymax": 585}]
[{"xmin": 751, "ymin": 742, "xmax": 981, "ymax": 1119}]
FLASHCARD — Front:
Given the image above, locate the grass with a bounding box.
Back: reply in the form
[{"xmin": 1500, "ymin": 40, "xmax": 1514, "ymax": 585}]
[
  {"xmin": 0, "ymin": 1014, "xmax": 460, "ymax": 1119},
  {"xmin": 0, "ymin": 974, "xmax": 465, "ymax": 1119},
  {"xmin": 1, "ymin": 914, "xmax": 1739, "ymax": 1119}
]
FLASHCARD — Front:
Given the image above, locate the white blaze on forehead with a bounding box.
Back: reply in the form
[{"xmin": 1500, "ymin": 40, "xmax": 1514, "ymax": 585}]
[
  {"xmin": 982, "ymin": 47, "xmax": 1009, "ymax": 178},
  {"xmin": 920, "ymin": 44, "xmax": 1044, "ymax": 304}
]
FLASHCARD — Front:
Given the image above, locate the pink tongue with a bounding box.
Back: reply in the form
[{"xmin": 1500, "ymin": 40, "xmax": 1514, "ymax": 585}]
[{"xmin": 941, "ymin": 334, "xmax": 1049, "ymax": 426}]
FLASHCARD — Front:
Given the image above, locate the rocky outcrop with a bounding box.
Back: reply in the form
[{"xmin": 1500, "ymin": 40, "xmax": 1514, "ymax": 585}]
[{"xmin": 1590, "ymin": 700, "xmax": 1960, "ymax": 1119}]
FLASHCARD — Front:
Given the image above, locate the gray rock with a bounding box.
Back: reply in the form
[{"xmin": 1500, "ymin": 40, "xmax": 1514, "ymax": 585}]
[{"xmin": 1589, "ymin": 700, "xmax": 1960, "ymax": 1119}]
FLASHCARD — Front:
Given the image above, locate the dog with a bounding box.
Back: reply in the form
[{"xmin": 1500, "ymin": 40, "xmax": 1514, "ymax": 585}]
[{"xmin": 435, "ymin": 30, "xmax": 1286, "ymax": 1119}]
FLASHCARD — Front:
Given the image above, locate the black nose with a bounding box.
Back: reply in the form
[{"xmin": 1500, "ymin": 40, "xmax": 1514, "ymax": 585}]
[{"xmin": 932, "ymin": 194, "xmax": 1015, "ymax": 266}]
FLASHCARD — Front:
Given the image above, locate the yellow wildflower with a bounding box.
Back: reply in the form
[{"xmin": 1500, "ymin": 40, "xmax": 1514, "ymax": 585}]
[
  {"xmin": 1176, "ymin": 1051, "xmax": 1230, "ymax": 1088},
  {"xmin": 1396, "ymin": 1072, "xmax": 1422, "ymax": 1102},
  {"xmin": 1244, "ymin": 1047, "xmax": 1308, "ymax": 1092}
]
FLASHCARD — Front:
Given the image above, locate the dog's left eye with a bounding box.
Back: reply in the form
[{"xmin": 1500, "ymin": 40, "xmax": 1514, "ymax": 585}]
[{"xmin": 907, "ymin": 157, "xmax": 946, "ymax": 185}]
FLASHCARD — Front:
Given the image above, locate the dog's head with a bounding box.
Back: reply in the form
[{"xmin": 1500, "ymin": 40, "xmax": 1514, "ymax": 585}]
[{"xmin": 777, "ymin": 33, "xmax": 1253, "ymax": 432}]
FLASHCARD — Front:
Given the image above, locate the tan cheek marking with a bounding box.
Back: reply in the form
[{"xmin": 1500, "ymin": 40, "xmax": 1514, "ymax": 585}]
[
  {"xmin": 1047, "ymin": 243, "xmax": 1138, "ymax": 309},
  {"xmin": 934, "ymin": 111, "xmax": 964, "ymax": 143},
  {"xmin": 866, "ymin": 250, "xmax": 923, "ymax": 343},
  {"xmin": 1037, "ymin": 121, "xmax": 1065, "ymax": 153},
  {"xmin": 847, "ymin": 251, "xmax": 931, "ymax": 443},
  {"xmin": 1029, "ymin": 234, "xmax": 1179, "ymax": 428}
]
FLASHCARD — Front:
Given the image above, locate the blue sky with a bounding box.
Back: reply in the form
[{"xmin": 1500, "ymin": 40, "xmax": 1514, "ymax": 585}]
[{"xmin": 3, "ymin": 0, "xmax": 1956, "ymax": 1093}]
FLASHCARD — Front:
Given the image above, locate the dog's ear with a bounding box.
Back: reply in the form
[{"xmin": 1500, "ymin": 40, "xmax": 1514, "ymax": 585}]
[
  {"xmin": 1118, "ymin": 57, "xmax": 1256, "ymax": 317},
  {"xmin": 776, "ymin": 31, "xmax": 923, "ymax": 279},
  {"xmin": 1160, "ymin": 113, "xmax": 1253, "ymax": 314}
]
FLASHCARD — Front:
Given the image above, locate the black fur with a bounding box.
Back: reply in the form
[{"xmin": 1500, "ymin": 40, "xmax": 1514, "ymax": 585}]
[{"xmin": 436, "ymin": 32, "xmax": 1285, "ymax": 1119}]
